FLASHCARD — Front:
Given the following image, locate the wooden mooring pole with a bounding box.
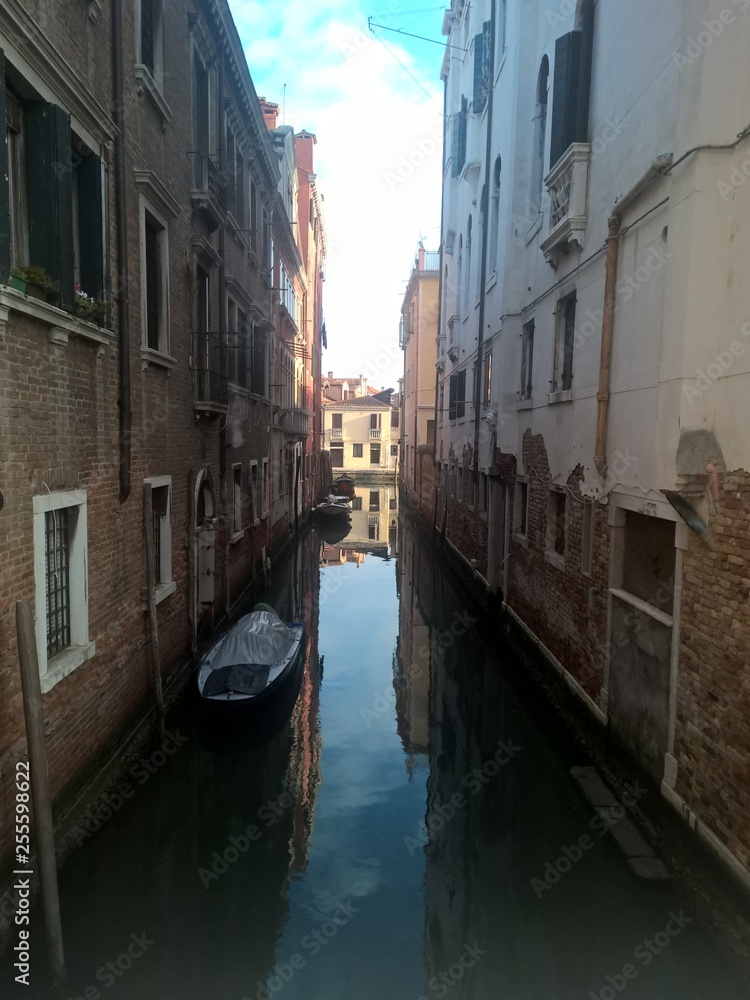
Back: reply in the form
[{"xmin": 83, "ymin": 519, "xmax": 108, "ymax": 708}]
[{"xmin": 15, "ymin": 599, "xmax": 65, "ymax": 978}]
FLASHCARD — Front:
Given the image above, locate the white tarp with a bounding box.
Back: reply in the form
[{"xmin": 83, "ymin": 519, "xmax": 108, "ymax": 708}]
[{"xmin": 206, "ymin": 611, "xmax": 295, "ymax": 670}]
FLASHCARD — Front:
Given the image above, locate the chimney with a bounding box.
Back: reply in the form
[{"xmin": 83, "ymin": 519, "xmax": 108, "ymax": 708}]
[
  {"xmin": 417, "ymin": 240, "xmax": 425, "ymax": 270},
  {"xmin": 259, "ymin": 98, "xmax": 280, "ymax": 131},
  {"xmin": 328, "ymin": 371, "xmax": 333, "ymax": 380}
]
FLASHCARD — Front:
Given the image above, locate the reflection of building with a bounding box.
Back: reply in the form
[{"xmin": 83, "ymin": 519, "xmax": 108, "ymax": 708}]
[
  {"xmin": 394, "ymin": 520, "xmax": 431, "ymax": 756},
  {"xmin": 399, "ymin": 244, "xmax": 438, "ymax": 508},
  {"xmin": 322, "ymin": 396, "xmax": 395, "ymax": 473},
  {"xmin": 347, "ymin": 484, "xmax": 397, "ymax": 554},
  {"xmin": 320, "ymin": 546, "xmax": 365, "ymax": 568}
]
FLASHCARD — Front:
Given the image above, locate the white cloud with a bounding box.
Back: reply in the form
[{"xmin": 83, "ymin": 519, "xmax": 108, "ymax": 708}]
[{"xmin": 229, "ymin": 0, "xmax": 443, "ymax": 387}]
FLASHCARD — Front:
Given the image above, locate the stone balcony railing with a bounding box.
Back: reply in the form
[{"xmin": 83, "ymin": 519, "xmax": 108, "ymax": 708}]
[
  {"xmin": 369, "ymin": 428, "xmax": 382, "ymax": 439},
  {"xmin": 541, "ymin": 143, "xmax": 591, "ymax": 266},
  {"xmin": 330, "ymin": 427, "xmax": 343, "ymax": 439}
]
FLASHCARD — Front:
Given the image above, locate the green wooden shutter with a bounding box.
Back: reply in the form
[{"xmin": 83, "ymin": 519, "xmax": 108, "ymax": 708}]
[
  {"xmin": 26, "ymin": 102, "xmax": 74, "ymax": 306},
  {"xmin": 473, "ymin": 31, "xmax": 486, "ymax": 113},
  {"xmin": 0, "ymin": 51, "xmax": 10, "ymax": 283},
  {"xmin": 549, "ymin": 32, "xmax": 582, "ymax": 169},
  {"xmin": 77, "ymin": 150, "xmax": 104, "ymax": 299}
]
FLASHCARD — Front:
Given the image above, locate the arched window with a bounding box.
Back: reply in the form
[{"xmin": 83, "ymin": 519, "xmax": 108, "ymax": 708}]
[
  {"xmin": 531, "ymin": 56, "xmax": 549, "ymax": 216},
  {"xmin": 456, "ymin": 236, "xmax": 463, "ymax": 322},
  {"xmin": 463, "ymin": 215, "xmax": 472, "ymax": 314},
  {"xmin": 489, "ymin": 157, "xmax": 501, "ymax": 274}
]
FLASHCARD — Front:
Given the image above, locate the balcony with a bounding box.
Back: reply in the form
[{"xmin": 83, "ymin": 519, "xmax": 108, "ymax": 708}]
[
  {"xmin": 194, "ymin": 332, "xmax": 228, "ymax": 416},
  {"xmin": 541, "ymin": 143, "xmax": 591, "ymax": 266},
  {"xmin": 330, "ymin": 427, "xmax": 343, "ymax": 439},
  {"xmin": 369, "ymin": 428, "xmax": 382, "ymax": 439},
  {"xmin": 289, "ymin": 408, "xmax": 309, "ymax": 438},
  {"xmin": 190, "ymin": 154, "xmax": 227, "ymax": 230},
  {"xmin": 368, "ymin": 515, "xmax": 380, "ymax": 527}
]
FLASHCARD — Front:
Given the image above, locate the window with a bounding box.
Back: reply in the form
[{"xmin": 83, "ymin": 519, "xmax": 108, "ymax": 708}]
[
  {"xmin": 473, "ymin": 20, "xmax": 491, "ymax": 113},
  {"xmin": 368, "ymin": 523, "xmax": 380, "ymax": 541},
  {"xmin": 391, "ymin": 410, "xmax": 399, "ymax": 429},
  {"xmin": 581, "ymin": 501, "xmax": 594, "ymax": 576},
  {"xmin": 463, "ymin": 215, "xmax": 472, "ymax": 314},
  {"xmin": 33, "ymin": 490, "xmax": 93, "ymax": 690},
  {"xmin": 391, "ymin": 444, "xmax": 399, "ymax": 456},
  {"xmin": 146, "ymin": 477, "xmax": 173, "ymax": 601},
  {"xmin": 352, "ymin": 497, "xmax": 363, "ymax": 511},
  {"xmin": 369, "ymin": 491, "xmax": 380, "ymax": 512},
  {"xmin": 483, "ymin": 351, "xmax": 492, "ymax": 406},
  {"xmin": 451, "ymin": 97, "xmax": 467, "ymax": 178},
  {"xmin": 546, "ymin": 489, "xmax": 567, "ymax": 563},
  {"xmin": 332, "ymin": 413, "xmax": 343, "ymax": 428},
  {"xmin": 514, "ymin": 480, "xmax": 528, "ymax": 537},
  {"xmin": 1, "ymin": 77, "xmax": 106, "ymax": 310},
  {"xmin": 370, "ymin": 443, "xmax": 381, "ymax": 465},
  {"xmin": 140, "ymin": 0, "xmax": 165, "ymax": 87},
  {"xmin": 426, "ymin": 421, "xmax": 435, "ymax": 446},
  {"xmin": 489, "ymin": 157, "xmax": 501, "ymax": 275},
  {"xmin": 330, "ymin": 446, "xmax": 344, "ymax": 468},
  {"xmin": 261, "ymin": 457, "xmax": 269, "ymax": 517},
  {"xmin": 549, "ymin": 4, "xmax": 594, "ymax": 169},
  {"xmin": 521, "ymin": 319, "xmax": 535, "ymax": 400},
  {"xmin": 553, "ymin": 292, "xmax": 576, "ymax": 392},
  {"xmin": 449, "ymin": 369, "xmax": 467, "ymax": 420},
  {"xmin": 531, "ymin": 58, "xmax": 549, "ymax": 215},
  {"xmin": 251, "ymin": 323, "xmax": 266, "ymax": 396},
  {"xmin": 353, "ymin": 444, "xmax": 363, "ymax": 458},
  {"xmin": 370, "ymin": 413, "xmax": 382, "ymax": 435},
  {"xmin": 141, "ymin": 203, "xmax": 170, "ymax": 355},
  {"xmin": 250, "ymin": 461, "xmax": 260, "ymax": 523},
  {"xmin": 192, "ymin": 50, "xmax": 210, "ymax": 188},
  {"xmin": 232, "ymin": 464, "xmax": 243, "ymax": 537}
]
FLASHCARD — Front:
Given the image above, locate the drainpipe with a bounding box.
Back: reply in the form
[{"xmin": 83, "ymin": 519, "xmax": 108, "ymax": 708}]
[
  {"xmin": 473, "ymin": 0, "xmax": 496, "ymax": 482},
  {"xmin": 594, "ymin": 154, "xmax": 673, "ymax": 475},
  {"xmin": 112, "ymin": 0, "xmax": 131, "ymax": 503}
]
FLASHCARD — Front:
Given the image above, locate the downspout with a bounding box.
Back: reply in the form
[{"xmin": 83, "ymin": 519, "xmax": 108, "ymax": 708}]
[
  {"xmin": 218, "ymin": 59, "xmax": 230, "ymax": 615},
  {"xmin": 112, "ymin": 0, "xmax": 131, "ymax": 503},
  {"xmin": 432, "ymin": 76, "xmax": 447, "ymax": 468},
  {"xmin": 473, "ymin": 0, "xmax": 496, "ymax": 482},
  {"xmin": 594, "ymin": 154, "xmax": 672, "ymax": 475}
]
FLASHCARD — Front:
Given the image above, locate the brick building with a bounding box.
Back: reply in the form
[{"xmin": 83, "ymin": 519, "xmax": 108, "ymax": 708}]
[{"xmin": 0, "ymin": 0, "xmax": 324, "ymax": 866}]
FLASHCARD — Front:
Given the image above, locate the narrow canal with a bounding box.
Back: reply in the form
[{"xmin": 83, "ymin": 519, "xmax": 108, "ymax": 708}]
[{"xmin": 22, "ymin": 502, "xmax": 750, "ymax": 999}]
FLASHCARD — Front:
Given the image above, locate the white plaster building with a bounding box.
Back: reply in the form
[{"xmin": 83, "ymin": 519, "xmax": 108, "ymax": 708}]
[{"xmin": 435, "ymin": 0, "xmax": 750, "ymax": 887}]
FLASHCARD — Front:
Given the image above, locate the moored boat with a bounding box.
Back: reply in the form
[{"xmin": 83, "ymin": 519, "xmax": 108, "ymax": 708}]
[{"xmin": 197, "ymin": 604, "xmax": 303, "ymax": 706}]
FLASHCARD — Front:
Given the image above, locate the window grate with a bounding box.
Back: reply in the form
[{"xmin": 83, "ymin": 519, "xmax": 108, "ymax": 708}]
[
  {"xmin": 145, "ymin": 216, "xmax": 160, "ymax": 350},
  {"xmin": 45, "ymin": 509, "xmax": 71, "ymax": 658},
  {"xmin": 141, "ymin": 0, "xmax": 155, "ymax": 74}
]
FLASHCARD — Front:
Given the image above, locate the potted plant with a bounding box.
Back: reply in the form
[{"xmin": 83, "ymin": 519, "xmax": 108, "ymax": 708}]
[
  {"xmin": 10, "ymin": 266, "xmax": 60, "ymax": 301},
  {"xmin": 73, "ymin": 284, "xmax": 108, "ymax": 326}
]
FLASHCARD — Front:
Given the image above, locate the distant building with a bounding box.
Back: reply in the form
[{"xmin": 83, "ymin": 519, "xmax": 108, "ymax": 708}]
[
  {"xmin": 399, "ymin": 243, "xmax": 439, "ymax": 504},
  {"xmin": 321, "ymin": 394, "xmax": 394, "ymax": 473}
]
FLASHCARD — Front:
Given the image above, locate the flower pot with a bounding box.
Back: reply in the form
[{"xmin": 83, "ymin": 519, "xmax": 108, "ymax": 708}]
[{"xmin": 10, "ymin": 274, "xmax": 27, "ymax": 293}]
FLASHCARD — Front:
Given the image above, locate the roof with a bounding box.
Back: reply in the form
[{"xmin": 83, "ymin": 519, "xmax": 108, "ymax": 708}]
[{"xmin": 322, "ymin": 397, "xmax": 391, "ymax": 409}]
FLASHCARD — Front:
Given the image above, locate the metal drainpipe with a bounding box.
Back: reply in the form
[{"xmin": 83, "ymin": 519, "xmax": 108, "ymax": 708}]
[
  {"xmin": 594, "ymin": 154, "xmax": 673, "ymax": 474},
  {"xmin": 473, "ymin": 0, "xmax": 496, "ymax": 483},
  {"xmin": 112, "ymin": 0, "xmax": 131, "ymax": 503}
]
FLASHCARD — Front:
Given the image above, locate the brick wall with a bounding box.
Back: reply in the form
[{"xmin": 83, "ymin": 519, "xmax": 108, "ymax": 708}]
[
  {"xmin": 507, "ymin": 430, "xmax": 609, "ymax": 703},
  {"xmin": 675, "ymin": 468, "xmax": 750, "ymax": 868}
]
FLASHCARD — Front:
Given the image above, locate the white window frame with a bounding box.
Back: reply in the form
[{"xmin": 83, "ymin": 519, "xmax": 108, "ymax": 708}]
[
  {"xmin": 250, "ymin": 460, "xmax": 260, "ymax": 526},
  {"xmin": 261, "ymin": 457, "xmax": 269, "ymax": 517},
  {"xmin": 135, "ymin": 0, "xmax": 166, "ymax": 91},
  {"xmin": 33, "ymin": 490, "xmax": 95, "ymax": 692},
  {"xmin": 145, "ymin": 475, "xmax": 175, "ymax": 604},
  {"xmin": 139, "ymin": 194, "xmax": 172, "ymax": 362},
  {"xmin": 231, "ymin": 463, "xmax": 244, "ymax": 541}
]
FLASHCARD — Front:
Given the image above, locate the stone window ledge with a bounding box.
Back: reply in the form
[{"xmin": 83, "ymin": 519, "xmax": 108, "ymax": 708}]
[
  {"xmin": 230, "ymin": 530, "xmax": 245, "ymax": 545},
  {"xmin": 135, "ymin": 65, "xmax": 173, "ymax": 127},
  {"xmin": 41, "ymin": 642, "xmax": 96, "ymax": 694},
  {"xmin": 517, "ymin": 398, "xmax": 534, "ymax": 411},
  {"xmin": 141, "ymin": 347, "xmax": 177, "ymax": 371},
  {"xmin": 544, "ymin": 550, "xmax": 566, "ymax": 571},
  {"xmin": 548, "ymin": 389, "xmax": 573, "ymax": 404},
  {"xmin": 0, "ymin": 288, "xmax": 113, "ymax": 348}
]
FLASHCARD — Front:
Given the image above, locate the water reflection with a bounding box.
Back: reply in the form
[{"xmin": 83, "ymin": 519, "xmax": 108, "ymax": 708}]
[{"xmin": 18, "ymin": 498, "xmax": 750, "ymax": 1000}]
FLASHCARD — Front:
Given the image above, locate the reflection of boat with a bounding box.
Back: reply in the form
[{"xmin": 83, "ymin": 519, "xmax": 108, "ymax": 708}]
[
  {"xmin": 330, "ymin": 474, "xmax": 356, "ymax": 498},
  {"xmin": 197, "ymin": 605, "xmax": 303, "ymax": 706},
  {"xmin": 313, "ymin": 495, "xmax": 351, "ymax": 517},
  {"xmin": 315, "ymin": 518, "xmax": 353, "ymax": 546}
]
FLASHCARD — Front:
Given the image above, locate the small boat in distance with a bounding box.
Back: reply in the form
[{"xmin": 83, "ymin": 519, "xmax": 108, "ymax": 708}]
[
  {"xmin": 313, "ymin": 494, "xmax": 352, "ymax": 517},
  {"xmin": 330, "ymin": 474, "xmax": 356, "ymax": 498},
  {"xmin": 197, "ymin": 604, "xmax": 303, "ymax": 706}
]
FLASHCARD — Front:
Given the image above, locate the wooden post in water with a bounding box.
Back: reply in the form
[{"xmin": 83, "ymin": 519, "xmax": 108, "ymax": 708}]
[
  {"xmin": 15, "ymin": 600, "xmax": 65, "ymax": 978},
  {"xmin": 143, "ymin": 484, "xmax": 166, "ymax": 745}
]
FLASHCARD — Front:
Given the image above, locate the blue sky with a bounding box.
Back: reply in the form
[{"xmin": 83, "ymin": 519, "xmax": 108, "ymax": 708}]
[{"xmin": 228, "ymin": 0, "xmax": 445, "ymax": 387}]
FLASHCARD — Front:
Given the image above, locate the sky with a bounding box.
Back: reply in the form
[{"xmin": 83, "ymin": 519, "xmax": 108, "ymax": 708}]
[{"xmin": 228, "ymin": 0, "xmax": 445, "ymax": 389}]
